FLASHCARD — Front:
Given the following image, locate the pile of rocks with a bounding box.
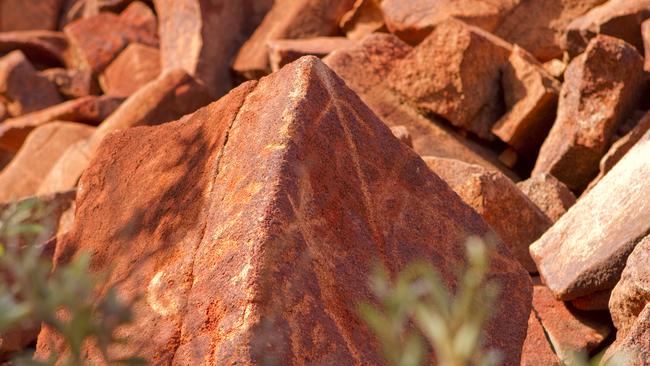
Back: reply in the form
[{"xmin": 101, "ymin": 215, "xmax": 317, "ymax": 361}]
[{"xmin": 1, "ymin": 0, "xmax": 649, "ymax": 364}]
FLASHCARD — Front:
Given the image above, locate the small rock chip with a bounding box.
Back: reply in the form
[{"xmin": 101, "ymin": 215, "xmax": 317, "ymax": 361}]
[
  {"xmin": 0, "ymin": 95, "xmax": 123, "ymax": 152},
  {"xmin": 517, "ymin": 173, "xmax": 576, "ymax": 223},
  {"xmin": 521, "ymin": 311, "xmax": 561, "ymax": 366},
  {"xmin": 0, "ymin": 0, "xmax": 63, "ymax": 32},
  {"xmin": 564, "ymin": 0, "xmax": 650, "ymax": 57},
  {"xmin": 389, "ymin": 125, "xmax": 413, "ymax": 148},
  {"xmin": 388, "ymin": 18, "xmax": 512, "ymax": 140},
  {"xmin": 233, "ymin": 0, "xmax": 356, "ymax": 79},
  {"xmin": 0, "ymin": 51, "xmax": 62, "ymax": 117},
  {"xmin": 532, "ymin": 35, "xmax": 644, "ymax": 191},
  {"xmin": 100, "ymin": 43, "xmax": 161, "ymax": 97},
  {"xmin": 41, "ymin": 68, "xmax": 100, "ymax": 99},
  {"xmin": 423, "ymin": 156, "xmax": 551, "ymax": 272},
  {"xmin": 267, "ymin": 37, "xmax": 354, "ymax": 72},
  {"xmin": 530, "ymin": 128, "xmax": 650, "ymax": 300},
  {"xmin": 0, "ymin": 122, "xmax": 93, "ymax": 202},
  {"xmin": 532, "ymin": 285, "xmax": 611, "ymax": 363}
]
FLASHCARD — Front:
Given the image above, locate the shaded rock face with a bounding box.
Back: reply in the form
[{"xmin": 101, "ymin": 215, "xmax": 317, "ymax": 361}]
[
  {"xmin": 530, "ymin": 128, "xmax": 650, "ymax": 301},
  {"xmin": 517, "ymin": 173, "xmax": 576, "ymax": 223},
  {"xmin": 423, "ymin": 156, "xmax": 551, "ymax": 273},
  {"xmin": 532, "ymin": 35, "xmax": 644, "ymax": 192},
  {"xmin": 0, "ymin": 31, "xmax": 70, "ymax": 67},
  {"xmin": 41, "ymin": 68, "xmax": 100, "ymax": 99},
  {"xmin": 36, "ymin": 57, "xmax": 531, "ymax": 365},
  {"xmin": 610, "ymin": 236, "xmax": 650, "ymax": 340}
]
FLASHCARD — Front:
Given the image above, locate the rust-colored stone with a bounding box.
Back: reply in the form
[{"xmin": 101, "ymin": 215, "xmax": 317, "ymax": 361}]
[
  {"xmin": 233, "ymin": 0, "xmax": 356, "ymax": 79},
  {"xmin": 517, "ymin": 173, "xmax": 576, "ymax": 223},
  {"xmin": 532, "ymin": 35, "xmax": 644, "ymax": 191},
  {"xmin": 570, "ymin": 290, "xmax": 611, "ymax": 312},
  {"xmin": 423, "ymin": 156, "xmax": 551, "ymax": 272},
  {"xmin": 533, "ymin": 285, "xmax": 611, "ymax": 363},
  {"xmin": 58, "ymin": 0, "xmax": 136, "ymax": 29},
  {"xmin": 521, "ymin": 311, "xmax": 561, "ymax": 366},
  {"xmin": 0, "ymin": 0, "xmax": 63, "ymax": 32},
  {"xmin": 100, "ymin": 43, "xmax": 161, "ymax": 97},
  {"xmin": 38, "ymin": 69, "xmax": 212, "ymax": 195},
  {"xmin": 0, "ymin": 95, "xmax": 123, "ymax": 152},
  {"xmin": 41, "ymin": 68, "xmax": 100, "ymax": 99},
  {"xmin": 602, "ymin": 302, "xmax": 650, "ymax": 366},
  {"xmin": 493, "ymin": 46, "xmax": 560, "ymax": 155},
  {"xmin": 35, "ymin": 57, "xmax": 531, "ymax": 365},
  {"xmin": 339, "ymin": 0, "xmax": 385, "ymax": 41},
  {"xmin": 530, "ymin": 128, "xmax": 650, "ymax": 301},
  {"xmin": 268, "ymin": 37, "xmax": 354, "ymax": 72},
  {"xmin": 63, "ymin": 2, "xmax": 158, "ymax": 74},
  {"xmin": 0, "ymin": 122, "xmax": 93, "ymax": 203},
  {"xmin": 0, "ymin": 51, "xmax": 62, "ymax": 117},
  {"xmin": 324, "ymin": 33, "xmax": 518, "ymax": 179},
  {"xmin": 389, "ymin": 125, "xmax": 412, "ymax": 148},
  {"xmin": 564, "ymin": 0, "xmax": 650, "ymax": 57},
  {"xmin": 387, "ymin": 18, "xmax": 512, "ymax": 140},
  {"xmin": 0, "ymin": 31, "xmax": 70, "ymax": 67}
]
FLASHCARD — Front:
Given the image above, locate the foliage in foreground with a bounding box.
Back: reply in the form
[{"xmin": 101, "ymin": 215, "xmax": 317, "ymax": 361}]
[{"xmin": 0, "ymin": 197, "xmax": 144, "ymax": 366}]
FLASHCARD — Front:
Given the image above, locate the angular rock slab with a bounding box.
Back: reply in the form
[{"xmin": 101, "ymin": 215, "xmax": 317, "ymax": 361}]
[
  {"xmin": 388, "ymin": 18, "xmax": 512, "ymax": 140},
  {"xmin": 100, "ymin": 43, "xmax": 161, "ymax": 97},
  {"xmin": 424, "ymin": 157, "xmax": 551, "ymax": 272},
  {"xmin": 36, "ymin": 57, "xmax": 532, "ymax": 365},
  {"xmin": 517, "ymin": 173, "xmax": 576, "ymax": 223},
  {"xmin": 533, "ymin": 35, "xmax": 644, "ymax": 191},
  {"xmin": 0, "ymin": 0, "xmax": 63, "ymax": 32},
  {"xmin": 531, "ymin": 128, "xmax": 650, "ymax": 300},
  {"xmin": 268, "ymin": 37, "xmax": 354, "ymax": 72},
  {"xmin": 521, "ymin": 311, "xmax": 561, "ymax": 366},
  {"xmin": 41, "ymin": 68, "xmax": 100, "ymax": 99}
]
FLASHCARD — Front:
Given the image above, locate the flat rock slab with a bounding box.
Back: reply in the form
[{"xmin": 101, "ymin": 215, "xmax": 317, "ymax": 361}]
[
  {"xmin": 531, "ymin": 128, "xmax": 650, "ymax": 300},
  {"xmin": 517, "ymin": 173, "xmax": 576, "ymax": 223},
  {"xmin": 424, "ymin": 156, "xmax": 551, "ymax": 272},
  {"xmin": 100, "ymin": 43, "xmax": 161, "ymax": 97},
  {"xmin": 36, "ymin": 57, "xmax": 531, "ymax": 365},
  {"xmin": 533, "ymin": 35, "xmax": 644, "ymax": 191},
  {"xmin": 521, "ymin": 311, "xmax": 561, "ymax": 366}
]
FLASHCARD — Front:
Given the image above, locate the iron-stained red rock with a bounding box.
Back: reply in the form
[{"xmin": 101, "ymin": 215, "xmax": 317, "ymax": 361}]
[
  {"xmin": 267, "ymin": 37, "xmax": 354, "ymax": 72},
  {"xmin": 0, "ymin": 0, "xmax": 63, "ymax": 32},
  {"xmin": 0, "ymin": 30, "xmax": 70, "ymax": 67},
  {"xmin": 100, "ymin": 43, "xmax": 161, "ymax": 97},
  {"xmin": 41, "ymin": 68, "xmax": 100, "ymax": 99},
  {"xmin": 517, "ymin": 173, "xmax": 576, "ymax": 223},
  {"xmin": 521, "ymin": 311, "xmax": 561, "ymax": 366}
]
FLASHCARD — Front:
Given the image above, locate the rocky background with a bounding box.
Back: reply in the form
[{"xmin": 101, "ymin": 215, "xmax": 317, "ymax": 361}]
[{"xmin": 0, "ymin": 0, "xmax": 650, "ymax": 365}]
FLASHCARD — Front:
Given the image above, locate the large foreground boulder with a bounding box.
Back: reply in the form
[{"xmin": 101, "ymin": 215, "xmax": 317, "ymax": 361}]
[{"xmin": 36, "ymin": 57, "xmax": 531, "ymax": 365}]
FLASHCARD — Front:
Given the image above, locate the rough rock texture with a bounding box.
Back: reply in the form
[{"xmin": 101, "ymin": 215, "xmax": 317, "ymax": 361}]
[
  {"xmin": 233, "ymin": 0, "xmax": 356, "ymax": 79},
  {"xmin": 521, "ymin": 311, "xmax": 561, "ymax": 366},
  {"xmin": 388, "ymin": 18, "xmax": 512, "ymax": 140},
  {"xmin": 493, "ymin": 46, "xmax": 560, "ymax": 155},
  {"xmin": 532, "ymin": 285, "xmax": 611, "ymax": 363},
  {"xmin": 530, "ymin": 128, "xmax": 650, "ymax": 301},
  {"xmin": 63, "ymin": 2, "xmax": 158, "ymax": 74},
  {"xmin": 0, "ymin": 30, "xmax": 70, "ymax": 67},
  {"xmin": 564, "ymin": 0, "xmax": 650, "ymax": 57},
  {"xmin": 154, "ymin": 0, "xmax": 271, "ymax": 97},
  {"xmin": 0, "ymin": 0, "xmax": 63, "ymax": 32},
  {"xmin": 35, "ymin": 57, "xmax": 531, "ymax": 366},
  {"xmin": 493, "ymin": 0, "xmax": 607, "ymax": 61},
  {"xmin": 100, "ymin": 43, "xmax": 161, "ymax": 97},
  {"xmin": 0, "ymin": 51, "xmax": 63, "ymax": 117},
  {"xmin": 423, "ymin": 157, "xmax": 551, "ymax": 272},
  {"xmin": 380, "ymin": 0, "xmax": 519, "ymax": 45},
  {"xmin": 609, "ymin": 236, "xmax": 650, "ymax": 340},
  {"xmin": 0, "ymin": 122, "xmax": 93, "ymax": 202},
  {"xmin": 603, "ymin": 302, "xmax": 650, "ymax": 366},
  {"xmin": 0, "ymin": 95, "xmax": 123, "ymax": 152},
  {"xmin": 41, "ymin": 68, "xmax": 100, "ymax": 99},
  {"xmin": 339, "ymin": 0, "xmax": 385, "ymax": 41},
  {"xmin": 517, "ymin": 173, "xmax": 576, "ymax": 223},
  {"xmin": 268, "ymin": 37, "xmax": 354, "ymax": 72},
  {"xmin": 532, "ymin": 35, "xmax": 644, "ymax": 191},
  {"xmin": 324, "ymin": 33, "xmax": 517, "ymax": 179},
  {"xmin": 38, "ymin": 69, "xmax": 212, "ymax": 195}
]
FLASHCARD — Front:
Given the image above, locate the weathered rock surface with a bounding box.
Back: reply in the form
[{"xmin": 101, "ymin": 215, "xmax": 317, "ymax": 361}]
[
  {"xmin": 0, "ymin": 95, "xmax": 123, "ymax": 152},
  {"xmin": 324, "ymin": 33, "xmax": 518, "ymax": 179},
  {"xmin": 493, "ymin": 46, "xmax": 560, "ymax": 155},
  {"xmin": 530, "ymin": 128, "xmax": 650, "ymax": 300},
  {"xmin": 517, "ymin": 173, "xmax": 576, "ymax": 223},
  {"xmin": 564, "ymin": 0, "xmax": 650, "ymax": 57},
  {"xmin": 603, "ymin": 302, "xmax": 650, "ymax": 366},
  {"xmin": 388, "ymin": 18, "xmax": 512, "ymax": 140},
  {"xmin": 521, "ymin": 311, "xmax": 561, "ymax": 366},
  {"xmin": 154, "ymin": 0, "xmax": 271, "ymax": 97},
  {"xmin": 41, "ymin": 68, "xmax": 100, "ymax": 99},
  {"xmin": 100, "ymin": 43, "xmax": 160, "ymax": 97},
  {"xmin": 38, "ymin": 69, "xmax": 212, "ymax": 195},
  {"xmin": 339, "ymin": 0, "xmax": 385, "ymax": 41},
  {"xmin": 0, "ymin": 122, "xmax": 93, "ymax": 203},
  {"xmin": 610, "ymin": 235, "xmax": 650, "ymax": 340},
  {"xmin": 532, "ymin": 35, "xmax": 644, "ymax": 191},
  {"xmin": 64, "ymin": 2, "xmax": 158, "ymax": 74},
  {"xmin": 423, "ymin": 156, "xmax": 551, "ymax": 272},
  {"xmin": 570, "ymin": 290, "xmax": 611, "ymax": 311},
  {"xmin": 0, "ymin": 51, "xmax": 62, "ymax": 117},
  {"xmin": 35, "ymin": 57, "xmax": 532, "ymax": 365},
  {"xmin": 0, "ymin": 0, "xmax": 63, "ymax": 32},
  {"xmin": 532, "ymin": 285, "xmax": 611, "ymax": 363},
  {"xmin": 268, "ymin": 37, "xmax": 354, "ymax": 72},
  {"xmin": 233, "ymin": 0, "xmax": 356, "ymax": 79},
  {"xmin": 0, "ymin": 30, "xmax": 70, "ymax": 67}
]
